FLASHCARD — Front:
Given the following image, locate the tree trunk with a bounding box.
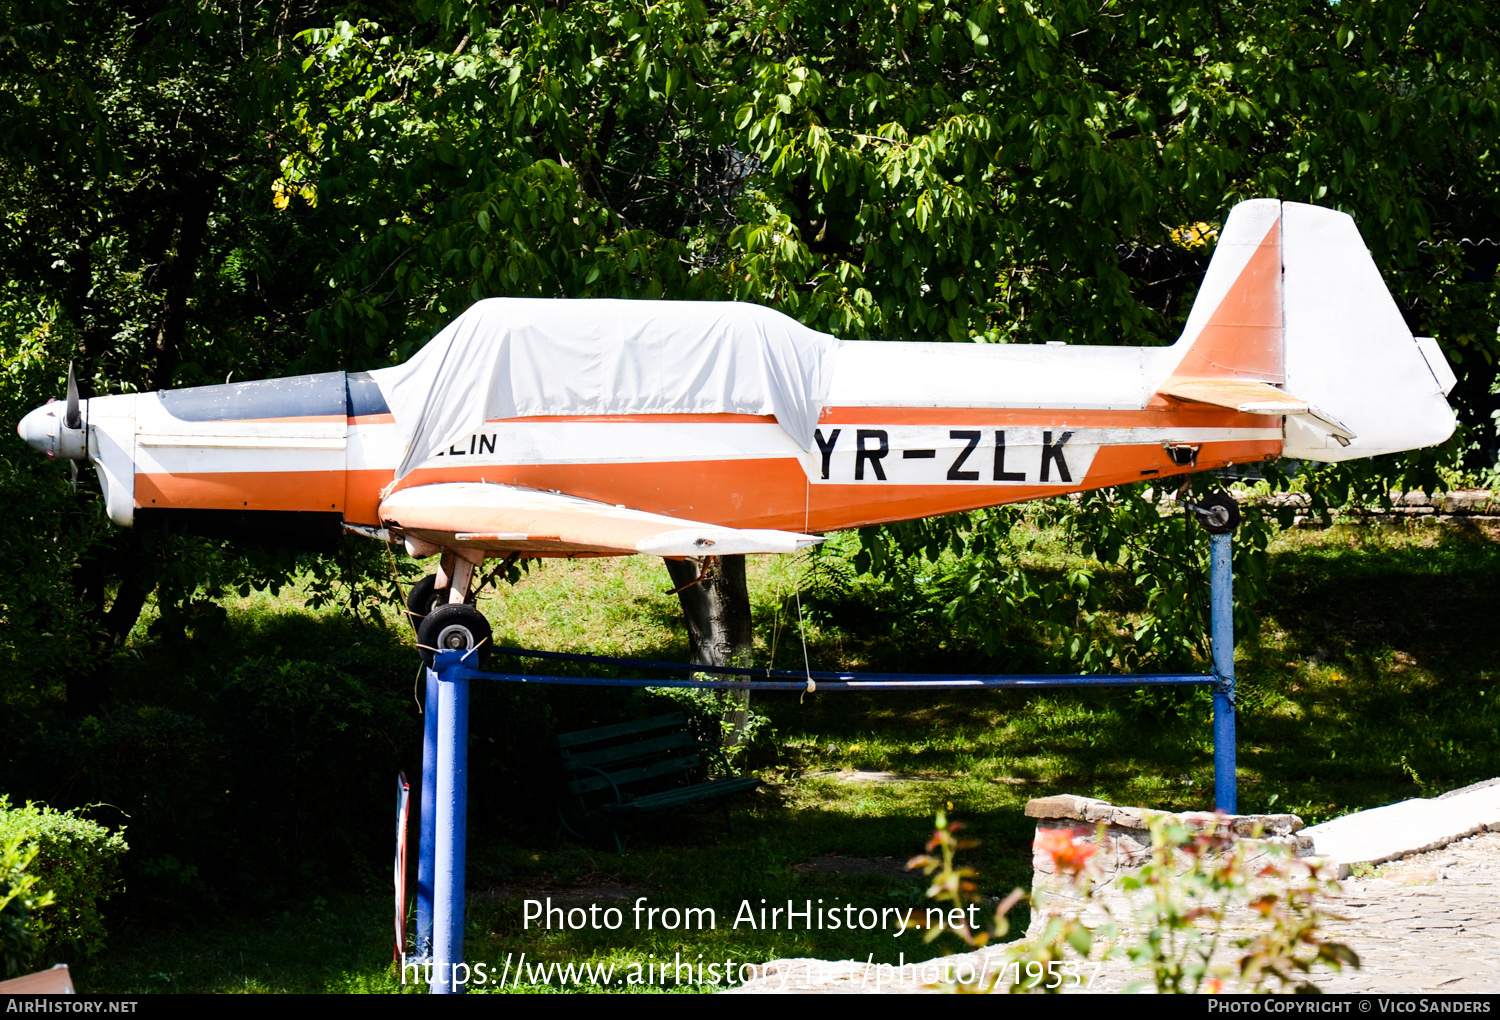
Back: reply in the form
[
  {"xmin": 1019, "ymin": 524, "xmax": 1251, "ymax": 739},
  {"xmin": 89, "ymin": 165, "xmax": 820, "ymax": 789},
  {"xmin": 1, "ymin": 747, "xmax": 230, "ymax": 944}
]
[
  {"xmin": 65, "ymin": 528, "xmax": 152, "ymax": 719},
  {"xmin": 147, "ymin": 188, "xmax": 213, "ymax": 392},
  {"xmin": 664, "ymin": 555, "xmax": 753, "ymax": 746}
]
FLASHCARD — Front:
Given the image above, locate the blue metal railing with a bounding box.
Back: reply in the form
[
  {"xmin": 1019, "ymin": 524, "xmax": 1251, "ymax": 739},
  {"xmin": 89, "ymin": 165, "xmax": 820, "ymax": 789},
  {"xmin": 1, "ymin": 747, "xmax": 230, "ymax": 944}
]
[{"xmin": 412, "ymin": 530, "xmax": 1238, "ymax": 993}]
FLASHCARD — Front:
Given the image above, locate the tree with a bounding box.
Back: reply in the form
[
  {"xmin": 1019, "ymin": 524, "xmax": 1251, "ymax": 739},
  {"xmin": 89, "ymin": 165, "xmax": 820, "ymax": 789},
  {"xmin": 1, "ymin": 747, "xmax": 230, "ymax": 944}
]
[
  {"xmin": 0, "ymin": 0, "xmax": 362, "ymax": 715},
  {"xmin": 2, "ymin": 0, "xmax": 1497, "ymax": 717},
  {"xmin": 292, "ymin": 0, "xmax": 1499, "ymax": 670}
]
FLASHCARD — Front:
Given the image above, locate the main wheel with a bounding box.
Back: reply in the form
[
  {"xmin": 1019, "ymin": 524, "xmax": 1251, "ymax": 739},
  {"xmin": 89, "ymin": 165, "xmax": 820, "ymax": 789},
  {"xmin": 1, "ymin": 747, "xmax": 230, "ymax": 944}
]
[
  {"xmin": 406, "ymin": 574, "xmax": 450, "ymax": 632},
  {"xmin": 417, "ymin": 603, "xmax": 492, "ymax": 668},
  {"xmin": 1193, "ymin": 491, "xmax": 1241, "ymax": 534}
]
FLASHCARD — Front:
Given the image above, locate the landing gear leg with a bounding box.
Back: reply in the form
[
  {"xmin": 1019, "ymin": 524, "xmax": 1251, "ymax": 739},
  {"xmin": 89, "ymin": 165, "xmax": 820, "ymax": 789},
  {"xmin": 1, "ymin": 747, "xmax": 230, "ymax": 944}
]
[
  {"xmin": 408, "ymin": 549, "xmax": 488, "ymax": 631},
  {"xmin": 444, "ymin": 552, "xmax": 478, "ymax": 605}
]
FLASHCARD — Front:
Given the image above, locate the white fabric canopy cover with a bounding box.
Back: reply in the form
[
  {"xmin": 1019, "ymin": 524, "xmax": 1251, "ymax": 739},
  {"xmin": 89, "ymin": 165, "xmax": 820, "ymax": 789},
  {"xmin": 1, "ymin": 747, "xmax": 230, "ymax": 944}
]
[{"xmin": 373, "ymin": 298, "xmax": 841, "ymax": 480}]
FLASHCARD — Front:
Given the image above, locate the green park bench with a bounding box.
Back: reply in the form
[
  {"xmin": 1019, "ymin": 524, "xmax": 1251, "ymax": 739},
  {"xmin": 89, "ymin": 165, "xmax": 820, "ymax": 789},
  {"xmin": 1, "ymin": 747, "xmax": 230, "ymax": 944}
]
[{"xmin": 554, "ymin": 712, "xmax": 762, "ymax": 852}]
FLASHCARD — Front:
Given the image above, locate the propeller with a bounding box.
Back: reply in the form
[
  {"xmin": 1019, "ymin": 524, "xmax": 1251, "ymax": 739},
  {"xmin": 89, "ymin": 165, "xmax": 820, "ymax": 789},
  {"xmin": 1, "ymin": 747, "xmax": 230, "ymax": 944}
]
[{"xmin": 64, "ymin": 362, "xmax": 82, "ymax": 430}]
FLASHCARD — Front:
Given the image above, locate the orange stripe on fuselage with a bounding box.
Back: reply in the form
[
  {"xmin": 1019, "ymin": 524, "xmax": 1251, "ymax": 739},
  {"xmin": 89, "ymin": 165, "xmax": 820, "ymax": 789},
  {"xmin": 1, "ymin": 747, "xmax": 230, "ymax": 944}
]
[
  {"xmin": 141, "ymin": 408, "xmax": 1281, "ymax": 539},
  {"xmin": 346, "ymin": 439, "xmax": 1279, "ymax": 533},
  {"xmin": 348, "ymin": 458, "xmax": 811, "ymax": 531},
  {"xmin": 803, "ymin": 440, "xmax": 1279, "ymax": 531},
  {"xmin": 137, "ymin": 471, "xmax": 345, "ymax": 512}
]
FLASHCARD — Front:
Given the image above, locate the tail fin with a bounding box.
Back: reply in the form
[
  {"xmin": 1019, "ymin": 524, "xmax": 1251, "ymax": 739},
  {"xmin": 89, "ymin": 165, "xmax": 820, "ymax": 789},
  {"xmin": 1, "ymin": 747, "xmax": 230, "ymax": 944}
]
[{"xmin": 1159, "ymin": 199, "xmax": 1456, "ymax": 463}]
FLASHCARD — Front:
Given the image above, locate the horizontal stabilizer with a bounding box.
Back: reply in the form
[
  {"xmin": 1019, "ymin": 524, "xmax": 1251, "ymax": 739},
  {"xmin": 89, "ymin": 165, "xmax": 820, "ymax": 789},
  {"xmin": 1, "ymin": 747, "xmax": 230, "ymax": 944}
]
[
  {"xmin": 379, "ymin": 481, "xmax": 823, "ymax": 557},
  {"xmin": 1161, "ymin": 378, "xmax": 1356, "ymax": 446}
]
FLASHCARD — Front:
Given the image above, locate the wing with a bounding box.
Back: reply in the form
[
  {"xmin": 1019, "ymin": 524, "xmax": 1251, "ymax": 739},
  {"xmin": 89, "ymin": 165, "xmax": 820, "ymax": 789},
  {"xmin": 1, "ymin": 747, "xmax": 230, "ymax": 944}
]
[
  {"xmin": 378, "ymin": 482, "xmax": 824, "ymax": 557},
  {"xmin": 1160, "ymin": 378, "xmax": 1356, "ymax": 446}
]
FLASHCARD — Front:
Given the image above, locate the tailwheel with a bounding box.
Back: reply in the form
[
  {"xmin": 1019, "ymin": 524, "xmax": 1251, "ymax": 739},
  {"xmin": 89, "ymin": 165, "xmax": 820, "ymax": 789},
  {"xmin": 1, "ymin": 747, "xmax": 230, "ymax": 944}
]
[
  {"xmin": 1193, "ymin": 491, "xmax": 1241, "ymax": 534},
  {"xmin": 406, "ymin": 574, "xmax": 450, "ymax": 632},
  {"xmin": 417, "ymin": 603, "xmax": 492, "ymax": 669}
]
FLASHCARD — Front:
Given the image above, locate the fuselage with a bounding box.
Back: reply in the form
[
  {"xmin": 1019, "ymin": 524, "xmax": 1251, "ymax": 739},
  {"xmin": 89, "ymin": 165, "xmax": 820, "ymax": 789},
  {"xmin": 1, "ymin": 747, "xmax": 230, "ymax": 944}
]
[{"xmin": 27, "ymin": 340, "xmax": 1278, "ymax": 549}]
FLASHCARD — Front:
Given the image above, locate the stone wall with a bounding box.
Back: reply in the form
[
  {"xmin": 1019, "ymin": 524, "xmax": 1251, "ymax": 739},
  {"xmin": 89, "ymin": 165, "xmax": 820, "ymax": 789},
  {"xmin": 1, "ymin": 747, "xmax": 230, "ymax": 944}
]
[{"xmin": 1025, "ymin": 794, "xmax": 1313, "ymax": 935}]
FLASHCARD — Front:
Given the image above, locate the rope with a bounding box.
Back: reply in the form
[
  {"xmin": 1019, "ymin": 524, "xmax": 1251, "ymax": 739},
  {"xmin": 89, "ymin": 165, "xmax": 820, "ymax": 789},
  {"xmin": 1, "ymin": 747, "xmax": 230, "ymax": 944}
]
[{"xmin": 794, "ymin": 585, "xmax": 814, "ymax": 700}]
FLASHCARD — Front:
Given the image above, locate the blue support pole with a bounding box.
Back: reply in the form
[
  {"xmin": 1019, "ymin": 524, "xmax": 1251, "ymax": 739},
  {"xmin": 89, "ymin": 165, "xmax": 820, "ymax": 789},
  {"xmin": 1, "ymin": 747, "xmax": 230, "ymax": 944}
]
[
  {"xmin": 1209, "ymin": 532, "xmax": 1237, "ymax": 814},
  {"xmin": 429, "ymin": 652, "xmax": 470, "ymax": 995},
  {"xmin": 414, "ymin": 667, "xmax": 440, "ymax": 964}
]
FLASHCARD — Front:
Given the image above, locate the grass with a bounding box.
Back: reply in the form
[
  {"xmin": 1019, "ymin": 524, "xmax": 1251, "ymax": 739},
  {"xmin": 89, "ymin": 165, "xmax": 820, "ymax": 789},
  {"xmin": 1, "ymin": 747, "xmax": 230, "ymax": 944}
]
[{"xmin": 67, "ymin": 516, "xmax": 1500, "ymax": 992}]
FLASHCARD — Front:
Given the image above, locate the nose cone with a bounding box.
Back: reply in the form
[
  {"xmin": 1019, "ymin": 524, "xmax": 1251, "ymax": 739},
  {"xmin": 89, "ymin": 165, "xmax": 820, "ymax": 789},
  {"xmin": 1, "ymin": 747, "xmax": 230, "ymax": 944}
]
[{"xmin": 18, "ymin": 403, "xmax": 59, "ymax": 458}]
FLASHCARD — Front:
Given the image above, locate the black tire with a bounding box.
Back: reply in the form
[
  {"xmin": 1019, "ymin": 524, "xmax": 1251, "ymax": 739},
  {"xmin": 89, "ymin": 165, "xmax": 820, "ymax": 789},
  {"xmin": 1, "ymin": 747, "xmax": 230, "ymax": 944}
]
[
  {"xmin": 1194, "ymin": 491, "xmax": 1241, "ymax": 534},
  {"xmin": 417, "ymin": 603, "xmax": 492, "ymax": 668},
  {"xmin": 406, "ymin": 574, "xmax": 449, "ymax": 632}
]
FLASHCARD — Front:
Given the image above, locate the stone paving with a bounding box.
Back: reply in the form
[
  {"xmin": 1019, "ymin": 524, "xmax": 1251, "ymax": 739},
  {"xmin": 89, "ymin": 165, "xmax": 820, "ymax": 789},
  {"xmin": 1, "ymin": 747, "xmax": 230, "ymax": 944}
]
[
  {"xmin": 734, "ymin": 829, "xmax": 1500, "ymax": 994},
  {"xmin": 1079, "ymin": 823, "xmax": 1500, "ymax": 993},
  {"xmin": 1306, "ymin": 830, "xmax": 1500, "ymax": 994}
]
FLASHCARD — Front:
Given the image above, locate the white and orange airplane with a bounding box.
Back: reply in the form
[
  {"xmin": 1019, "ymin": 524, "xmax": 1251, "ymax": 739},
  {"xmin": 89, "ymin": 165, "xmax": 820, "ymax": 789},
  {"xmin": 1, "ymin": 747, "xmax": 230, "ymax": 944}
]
[{"xmin": 18, "ymin": 199, "xmax": 1458, "ymax": 654}]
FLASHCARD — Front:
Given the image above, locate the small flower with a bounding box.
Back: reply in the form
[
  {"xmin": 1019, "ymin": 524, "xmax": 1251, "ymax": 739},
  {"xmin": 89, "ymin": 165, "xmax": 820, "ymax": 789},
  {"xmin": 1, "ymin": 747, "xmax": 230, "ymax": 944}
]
[
  {"xmin": 1034, "ymin": 826, "xmax": 1097, "ymax": 874},
  {"xmin": 1205, "ymin": 977, "xmax": 1223, "ymax": 994}
]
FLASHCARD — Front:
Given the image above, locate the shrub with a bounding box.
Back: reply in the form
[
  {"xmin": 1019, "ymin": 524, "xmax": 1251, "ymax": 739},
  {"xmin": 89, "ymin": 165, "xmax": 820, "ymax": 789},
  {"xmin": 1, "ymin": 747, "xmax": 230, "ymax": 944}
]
[
  {"xmin": 212, "ymin": 654, "xmax": 414, "ymax": 892},
  {"xmin": 908, "ymin": 810, "xmax": 1359, "ymax": 993},
  {"xmin": 0, "ymin": 797, "xmax": 126, "ymax": 959},
  {"xmin": 0, "ymin": 834, "xmax": 54, "ymax": 979}
]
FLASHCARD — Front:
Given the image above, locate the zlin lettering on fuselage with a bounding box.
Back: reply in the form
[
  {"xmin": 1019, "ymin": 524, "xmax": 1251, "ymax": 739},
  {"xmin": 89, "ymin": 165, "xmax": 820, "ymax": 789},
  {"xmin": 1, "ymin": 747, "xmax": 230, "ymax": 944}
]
[{"xmin": 17, "ymin": 200, "xmax": 1459, "ymax": 624}]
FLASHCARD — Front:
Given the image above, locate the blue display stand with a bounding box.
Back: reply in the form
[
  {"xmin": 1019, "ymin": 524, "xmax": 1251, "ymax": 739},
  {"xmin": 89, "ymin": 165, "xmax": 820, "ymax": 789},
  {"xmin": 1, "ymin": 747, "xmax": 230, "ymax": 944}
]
[{"xmin": 412, "ymin": 532, "xmax": 1239, "ymax": 993}]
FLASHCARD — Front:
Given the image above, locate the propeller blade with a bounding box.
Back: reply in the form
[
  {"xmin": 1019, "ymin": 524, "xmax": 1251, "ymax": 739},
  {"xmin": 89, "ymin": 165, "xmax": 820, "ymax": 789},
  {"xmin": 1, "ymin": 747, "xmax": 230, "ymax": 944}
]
[
  {"xmin": 69, "ymin": 459, "xmax": 78, "ymax": 492},
  {"xmin": 65, "ymin": 362, "xmax": 81, "ymax": 430}
]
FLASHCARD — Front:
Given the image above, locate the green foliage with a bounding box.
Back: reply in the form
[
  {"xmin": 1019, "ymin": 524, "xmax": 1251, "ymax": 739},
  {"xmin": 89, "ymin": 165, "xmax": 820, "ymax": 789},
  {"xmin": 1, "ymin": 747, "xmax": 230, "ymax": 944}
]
[
  {"xmin": 2, "ymin": 0, "xmax": 1499, "ymax": 930},
  {"xmin": 213, "ymin": 654, "xmax": 413, "ymax": 885},
  {"xmin": 281, "ymin": 0, "xmax": 1500, "ymax": 681},
  {"xmin": 906, "ymin": 809, "xmax": 1024, "ymax": 948},
  {"xmin": 1, "ymin": 0, "xmax": 1496, "ymax": 719},
  {"xmin": 0, "ymin": 797, "xmax": 126, "ymax": 960},
  {"xmin": 917, "ymin": 811, "xmax": 1357, "ymax": 993},
  {"xmin": 0, "ymin": 834, "xmax": 55, "ymax": 979},
  {"xmin": 646, "ymin": 684, "xmax": 771, "ymax": 762},
  {"xmin": 854, "ymin": 483, "xmax": 1276, "ymax": 674},
  {"xmin": 1110, "ymin": 817, "xmax": 1358, "ymax": 993},
  {"xmin": 19, "ymin": 528, "xmax": 1500, "ymax": 990},
  {"xmin": 293, "ymin": 0, "xmax": 1500, "ymax": 406},
  {"xmin": 6, "ymin": 633, "xmax": 424, "ymax": 912}
]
